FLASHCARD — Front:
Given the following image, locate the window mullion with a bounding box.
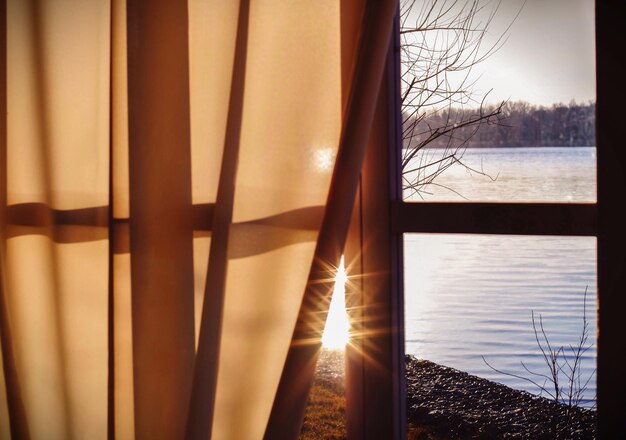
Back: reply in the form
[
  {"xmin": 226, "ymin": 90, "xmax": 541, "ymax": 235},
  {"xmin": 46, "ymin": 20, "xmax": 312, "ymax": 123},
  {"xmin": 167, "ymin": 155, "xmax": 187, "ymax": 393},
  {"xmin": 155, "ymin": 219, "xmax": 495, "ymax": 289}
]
[{"xmin": 392, "ymin": 202, "xmax": 597, "ymax": 237}]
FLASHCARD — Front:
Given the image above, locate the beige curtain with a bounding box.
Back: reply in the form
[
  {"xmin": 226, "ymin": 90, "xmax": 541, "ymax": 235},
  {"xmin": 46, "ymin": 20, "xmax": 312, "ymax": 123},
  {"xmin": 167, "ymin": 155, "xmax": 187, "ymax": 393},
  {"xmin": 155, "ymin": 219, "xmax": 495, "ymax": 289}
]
[{"xmin": 0, "ymin": 0, "xmax": 395, "ymax": 439}]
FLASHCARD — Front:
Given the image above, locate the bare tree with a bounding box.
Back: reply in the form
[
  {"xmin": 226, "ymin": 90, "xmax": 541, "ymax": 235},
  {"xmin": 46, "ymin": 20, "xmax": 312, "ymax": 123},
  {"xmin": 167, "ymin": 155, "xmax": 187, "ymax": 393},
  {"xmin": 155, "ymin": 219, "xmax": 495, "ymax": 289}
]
[
  {"xmin": 482, "ymin": 292, "xmax": 595, "ymax": 408},
  {"xmin": 482, "ymin": 287, "xmax": 596, "ymax": 438},
  {"xmin": 400, "ymin": 0, "xmax": 520, "ymax": 199}
]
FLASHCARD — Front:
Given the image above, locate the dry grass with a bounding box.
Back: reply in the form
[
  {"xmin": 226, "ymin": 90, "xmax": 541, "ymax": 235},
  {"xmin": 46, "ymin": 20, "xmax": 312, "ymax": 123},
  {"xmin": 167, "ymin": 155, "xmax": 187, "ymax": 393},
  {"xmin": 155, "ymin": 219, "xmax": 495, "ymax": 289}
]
[
  {"xmin": 299, "ymin": 350, "xmax": 346, "ymax": 439},
  {"xmin": 300, "ymin": 350, "xmax": 445, "ymax": 439},
  {"xmin": 300, "ymin": 382, "xmax": 346, "ymax": 440}
]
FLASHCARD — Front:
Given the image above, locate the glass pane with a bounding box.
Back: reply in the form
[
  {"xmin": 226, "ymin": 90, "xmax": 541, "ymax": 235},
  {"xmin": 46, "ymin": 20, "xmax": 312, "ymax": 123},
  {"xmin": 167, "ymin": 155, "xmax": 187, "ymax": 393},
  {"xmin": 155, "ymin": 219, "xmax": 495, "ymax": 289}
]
[
  {"xmin": 404, "ymin": 234, "xmax": 597, "ymax": 438},
  {"xmin": 400, "ymin": 0, "xmax": 596, "ymax": 202}
]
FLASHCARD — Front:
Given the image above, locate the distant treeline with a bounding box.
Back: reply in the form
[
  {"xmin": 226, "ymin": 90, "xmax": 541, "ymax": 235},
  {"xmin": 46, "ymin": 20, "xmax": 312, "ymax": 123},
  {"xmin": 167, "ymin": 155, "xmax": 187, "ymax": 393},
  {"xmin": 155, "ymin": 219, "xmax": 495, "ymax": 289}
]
[{"xmin": 406, "ymin": 101, "xmax": 596, "ymax": 149}]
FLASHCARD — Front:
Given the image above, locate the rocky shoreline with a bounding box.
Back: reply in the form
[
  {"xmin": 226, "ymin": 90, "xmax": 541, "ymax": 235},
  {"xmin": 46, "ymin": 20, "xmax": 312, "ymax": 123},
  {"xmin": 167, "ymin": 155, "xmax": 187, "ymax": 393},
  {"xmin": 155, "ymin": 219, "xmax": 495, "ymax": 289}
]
[
  {"xmin": 301, "ymin": 351, "xmax": 596, "ymax": 439},
  {"xmin": 406, "ymin": 356, "xmax": 596, "ymax": 439}
]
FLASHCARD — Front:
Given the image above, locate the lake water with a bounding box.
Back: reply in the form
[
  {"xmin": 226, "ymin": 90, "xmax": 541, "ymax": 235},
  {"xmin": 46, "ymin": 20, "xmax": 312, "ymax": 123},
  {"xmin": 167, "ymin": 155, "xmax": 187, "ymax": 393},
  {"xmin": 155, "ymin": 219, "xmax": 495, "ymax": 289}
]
[
  {"xmin": 403, "ymin": 147, "xmax": 596, "ymax": 202},
  {"xmin": 402, "ymin": 147, "xmax": 597, "ymax": 406}
]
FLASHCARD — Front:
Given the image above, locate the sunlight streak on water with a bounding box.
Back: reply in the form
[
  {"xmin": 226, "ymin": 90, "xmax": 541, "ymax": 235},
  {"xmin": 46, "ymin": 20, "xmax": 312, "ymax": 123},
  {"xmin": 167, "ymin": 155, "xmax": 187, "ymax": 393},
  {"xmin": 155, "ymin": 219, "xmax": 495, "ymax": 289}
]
[
  {"xmin": 404, "ymin": 147, "xmax": 596, "ymax": 202},
  {"xmin": 403, "ymin": 147, "xmax": 597, "ymax": 406},
  {"xmin": 404, "ymin": 234, "xmax": 597, "ymax": 405}
]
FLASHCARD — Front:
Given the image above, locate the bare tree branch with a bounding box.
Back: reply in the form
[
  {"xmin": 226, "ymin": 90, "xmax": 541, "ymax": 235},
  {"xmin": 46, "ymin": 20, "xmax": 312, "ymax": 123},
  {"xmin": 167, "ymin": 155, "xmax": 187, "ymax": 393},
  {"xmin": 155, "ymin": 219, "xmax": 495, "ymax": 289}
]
[
  {"xmin": 400, "ymin": 0, "xmax": 522, "ymax": 198},
  {"xmin": 483, "ymin": 287, "xmax": 595, "ymax": 438}
]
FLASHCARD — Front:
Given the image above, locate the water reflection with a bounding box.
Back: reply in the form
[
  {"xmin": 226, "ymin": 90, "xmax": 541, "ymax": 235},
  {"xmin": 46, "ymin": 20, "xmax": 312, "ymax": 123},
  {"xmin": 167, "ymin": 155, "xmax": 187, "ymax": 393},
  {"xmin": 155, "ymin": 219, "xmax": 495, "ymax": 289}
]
[
  {"xmin": 404, "ymin": 147, "xmax": 596, "ymax": 202},
  {"xmin": 404, "ymin": 234, "xmax": 597, "ymax": 405}
]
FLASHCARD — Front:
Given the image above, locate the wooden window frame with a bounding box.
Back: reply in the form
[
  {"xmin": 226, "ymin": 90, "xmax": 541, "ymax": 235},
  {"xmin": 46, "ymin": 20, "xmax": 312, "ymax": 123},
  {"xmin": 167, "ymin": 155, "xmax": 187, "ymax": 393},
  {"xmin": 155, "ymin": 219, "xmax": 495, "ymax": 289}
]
[{"xmin": 348, "ymin": 2, "xmax": 625, "ymax": 438}]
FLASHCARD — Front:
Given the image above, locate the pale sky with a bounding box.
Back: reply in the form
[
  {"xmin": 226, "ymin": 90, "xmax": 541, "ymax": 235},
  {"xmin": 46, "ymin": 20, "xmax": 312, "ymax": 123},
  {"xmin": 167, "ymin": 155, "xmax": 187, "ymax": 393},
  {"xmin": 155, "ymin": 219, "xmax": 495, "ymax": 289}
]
[{"xmin": 470, "ymin": 0, "xmax": 596, "ymax": 106}]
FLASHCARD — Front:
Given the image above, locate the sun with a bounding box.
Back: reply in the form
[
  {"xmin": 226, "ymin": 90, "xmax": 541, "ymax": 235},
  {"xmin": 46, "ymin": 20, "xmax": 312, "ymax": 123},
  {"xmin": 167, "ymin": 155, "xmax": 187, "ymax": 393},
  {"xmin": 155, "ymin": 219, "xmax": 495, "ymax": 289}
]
[{"xmin": 321, "ymin": 257, "xmax": 350, "ymax": 349}]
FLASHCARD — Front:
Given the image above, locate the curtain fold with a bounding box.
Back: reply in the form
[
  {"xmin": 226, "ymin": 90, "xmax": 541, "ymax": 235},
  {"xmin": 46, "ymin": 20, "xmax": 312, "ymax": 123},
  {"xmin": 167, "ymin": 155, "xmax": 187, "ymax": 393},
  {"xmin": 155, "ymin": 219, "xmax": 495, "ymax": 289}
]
[
  {"xmin": 126, "ymin": 1, "xmax": 196, "ymax": 439},
  {"xmin": 264, "ymin": 1, "xmax": 397, "ymax": 437},
  {"xmin": 0, "ymin": 0, "xmax": 397, "ymax": 438},
  {"xmin": 207, "ymin": 2, "xmax": 345, "ymax": 437},
  {"xmin": 186, "ymin": 0, "xmax": 249, "ymax": 436},
  {"xmin": 4, "ymin": 1, "xmax": 110, "ymax": 439}
]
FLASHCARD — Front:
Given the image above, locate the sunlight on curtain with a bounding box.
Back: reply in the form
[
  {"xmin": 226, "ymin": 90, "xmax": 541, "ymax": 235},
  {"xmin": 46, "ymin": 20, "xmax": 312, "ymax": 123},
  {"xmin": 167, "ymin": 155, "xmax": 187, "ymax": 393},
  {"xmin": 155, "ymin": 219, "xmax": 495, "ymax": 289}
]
[
  {"xmin": 0, "ymin": 0, "xmax": 388, "ymax": 438},
  {"xmin": 4, "ymin": 1, "xmax": 110, "ymax": 439},
  {"xmin": 210, "ymin": 2, "xmax": 342, "ymax": 438},
  {"xmin": 188, "ymin": 0, "xmax": 239, "ymax": 351}
]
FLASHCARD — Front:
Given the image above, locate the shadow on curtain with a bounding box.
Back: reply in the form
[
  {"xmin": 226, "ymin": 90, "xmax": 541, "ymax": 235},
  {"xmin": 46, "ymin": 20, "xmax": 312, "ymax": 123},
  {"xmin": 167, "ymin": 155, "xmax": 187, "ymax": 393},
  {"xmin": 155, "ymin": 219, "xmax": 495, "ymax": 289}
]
[{"xmin": 0, "ymin": 0, "xmax": 396, "ymax": 438}]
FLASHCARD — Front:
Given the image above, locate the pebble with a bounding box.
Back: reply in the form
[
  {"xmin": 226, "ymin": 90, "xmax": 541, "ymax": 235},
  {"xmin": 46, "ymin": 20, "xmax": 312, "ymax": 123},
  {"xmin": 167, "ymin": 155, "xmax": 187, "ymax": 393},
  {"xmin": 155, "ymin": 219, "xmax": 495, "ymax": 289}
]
[{"xmin": 405, "ymin": 356, "xmax": 596, "ymax": 439}]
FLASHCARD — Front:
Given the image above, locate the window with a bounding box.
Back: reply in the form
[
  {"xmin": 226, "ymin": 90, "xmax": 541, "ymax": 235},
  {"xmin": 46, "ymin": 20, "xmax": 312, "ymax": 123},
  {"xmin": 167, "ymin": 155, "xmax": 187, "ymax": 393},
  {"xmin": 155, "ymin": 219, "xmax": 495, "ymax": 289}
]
[{"xmin": 344, "ymin": 2, "xmax": 626, "ymax": 438}]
